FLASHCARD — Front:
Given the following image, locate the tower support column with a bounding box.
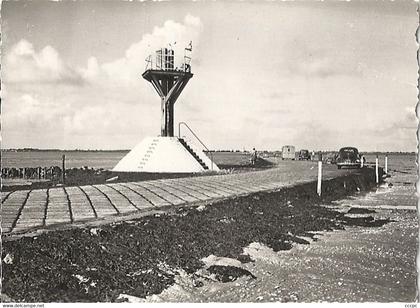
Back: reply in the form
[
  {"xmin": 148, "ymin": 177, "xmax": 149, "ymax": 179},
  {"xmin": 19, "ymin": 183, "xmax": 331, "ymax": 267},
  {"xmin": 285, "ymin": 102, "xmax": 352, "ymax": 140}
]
[
  {"xmin": 143, "ymin": 70, "xmax": 193, "ymax": 137},
  {"xmin": 161, "ymin": 98, "xmax": 167, "ymax": 136},
  {"xmin": 167, "ymin": 102, "xmax": 175, "ymax": 137}
]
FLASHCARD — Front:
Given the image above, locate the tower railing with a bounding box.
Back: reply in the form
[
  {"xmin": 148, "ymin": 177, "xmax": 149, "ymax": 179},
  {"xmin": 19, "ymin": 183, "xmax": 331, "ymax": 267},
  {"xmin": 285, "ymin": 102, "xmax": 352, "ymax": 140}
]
[
  {"xmin": 178, "ymin": 122, "xmax": 214, "ymax": 171},
  {"xmin": 145, "ymin": 55, "xmax": 153, "ymax": 71},
  {"xmin": 144, "ymin": 45, "xmax": 192, "ymax": 73}
]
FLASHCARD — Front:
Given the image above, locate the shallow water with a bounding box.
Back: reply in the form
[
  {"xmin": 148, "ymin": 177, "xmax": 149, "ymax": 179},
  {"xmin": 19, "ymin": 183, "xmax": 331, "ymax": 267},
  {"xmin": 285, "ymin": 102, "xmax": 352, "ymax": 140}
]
[
  {"xmin": 1, "ymin": 151, "xmax": 127, "ymax": 169},
  {"xmin": 363, "ymin": 153, "xmax": 416, "ymax": 173},
  {"xmin": 1, "ymin": 151, "xmax": 415, "ymax": 172}
]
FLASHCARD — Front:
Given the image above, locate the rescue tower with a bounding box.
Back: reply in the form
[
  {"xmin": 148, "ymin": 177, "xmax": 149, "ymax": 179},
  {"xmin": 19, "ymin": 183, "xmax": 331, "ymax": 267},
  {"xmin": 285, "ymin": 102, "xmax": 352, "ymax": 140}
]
[{"xmin": 113, "ymin": 44, "xmax": 219, "ymax": 173}]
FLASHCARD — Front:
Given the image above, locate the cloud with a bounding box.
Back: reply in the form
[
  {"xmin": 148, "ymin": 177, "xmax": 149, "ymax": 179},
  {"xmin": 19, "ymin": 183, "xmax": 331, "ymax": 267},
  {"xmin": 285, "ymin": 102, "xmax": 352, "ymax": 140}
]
[
  {"xmin": 4, "ymin": 40, "xmax": 85, "ymax": 85},
  {"xmin": 3, "ymin": 94, "xmax": 72, "ymax": 134},
  {"xmin": 288, "ymin": 52, "xmax": 361, "ymax": 79},
  {"xmin": 3, "ymin": 92, "xmax": 155, "ymax": 139},
  {"xmin": 296, "ymin": 57, "xmax": 338, "ymax": 78},
  {"xmin": 373, "ymin": 108, "xmax": 417, "ymax": 135},
  {"xmin": 81, "ymin": 14, "xmax": 203, "ymax": 87},
  {"xmin": 2, "ymin": 15, "xmax": 204, "ymax": 149},
  {"xmin": 4, "ymin": 14, "xmax": 203, "ymax": 89}
]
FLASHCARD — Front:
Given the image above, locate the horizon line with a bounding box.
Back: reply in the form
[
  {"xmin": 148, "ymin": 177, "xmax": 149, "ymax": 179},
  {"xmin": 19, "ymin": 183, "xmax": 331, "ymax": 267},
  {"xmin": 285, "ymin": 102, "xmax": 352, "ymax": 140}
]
[{"xmin": 1, "ymin": 148, "xmax": 416, "ymax": 154}]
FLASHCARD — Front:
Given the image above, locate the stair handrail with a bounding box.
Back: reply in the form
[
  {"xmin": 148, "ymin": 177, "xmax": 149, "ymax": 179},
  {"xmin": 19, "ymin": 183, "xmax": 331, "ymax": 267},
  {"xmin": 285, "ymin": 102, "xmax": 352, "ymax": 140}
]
[{"xmin": 178, "ymin": 122, "xmax": 214, "ymax": 171}]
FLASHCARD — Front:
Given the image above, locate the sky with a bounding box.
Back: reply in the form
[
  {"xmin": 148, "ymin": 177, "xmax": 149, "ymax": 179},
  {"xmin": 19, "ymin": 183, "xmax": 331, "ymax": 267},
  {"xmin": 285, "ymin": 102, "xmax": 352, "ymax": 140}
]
[{"xmin": 1, "ymin": 1, "xmax": 418, "ymax": 151}]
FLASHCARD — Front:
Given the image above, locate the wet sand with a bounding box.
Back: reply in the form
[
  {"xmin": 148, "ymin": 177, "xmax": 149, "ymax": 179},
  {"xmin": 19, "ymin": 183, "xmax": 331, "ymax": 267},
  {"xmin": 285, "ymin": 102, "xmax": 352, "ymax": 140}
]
[{"xmin": 142, "ymin": 210, "xmax": 415, "ymax": 303}]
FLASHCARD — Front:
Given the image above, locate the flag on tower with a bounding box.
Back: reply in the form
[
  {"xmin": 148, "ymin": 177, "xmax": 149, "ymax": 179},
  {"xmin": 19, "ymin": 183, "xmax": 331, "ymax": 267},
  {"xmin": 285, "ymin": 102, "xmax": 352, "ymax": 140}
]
[{"xmin": 186, "ymin": 41, "xmax": 193, "ymax": 51}]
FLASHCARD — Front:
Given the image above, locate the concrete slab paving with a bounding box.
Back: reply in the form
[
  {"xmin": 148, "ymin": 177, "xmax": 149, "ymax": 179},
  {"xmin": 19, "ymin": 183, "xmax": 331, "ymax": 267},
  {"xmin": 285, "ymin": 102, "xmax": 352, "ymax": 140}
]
[
  {"xmin": 153, "ymin": 184, "xmax": 199, "ymax": 203},
  {"xmin": 15, "ymin": 220, "xmax": 43, "ymax": 228},
  {"xmin": 15, "ymin": 212, "xmax": 45, "ymax": 219},
  {"xmin": 45, "ymin": 218, "xmax": 71, "ymax": 226},
  {"xmin": 2, "ymin": 221, "xmax": 14, "ymax": 227},
  {"xmin": 183, "ymin": 179, "xmax": 234, "ymax": 194},
  {"xmin": 66, "ymin": 186, "xmax": 96, "ymax": 220},
  {"xmin": 3, "ymin": 195, "xmax": 28, "ymax": 206},
  {"xmin": 1, "ymin": 215, "xmax": 18, "ymax": 221},
  {"xmin": 163, "ymin": 181, "xmax": 213, "ymax": 200},
  {"xmin": 1, "ymin": 191, "xmax": 12, "ymax": 201},
  {"xmin": 94, "ymin": 184, "xmax": 138, "ymax": 214},
  {"xmin": 71, "ymin": 207, "xmax": 96, "ymax": 220},
  {"xmin": 179, "ymin": 181, "xmax": 225, "ymax": 198},
  {"xmin": 205, "ymin": 179, "xmax": 255, "ymax": 193},
  {"xmin": 80, "ymin": 185, "xmax": 118, "ymax": 217},
  {"xmin": 1, "ymin": 164, "xmax": 362, "ymax": 234},
  {"xmin": 111, "ymin": 184, "xmax": 155, "ymax": 210},
  {"xmin": 125, "ymin": 183, "xmax": 171, "ymax": 207},
  {"xmin": 138, "ymin": 183, "xmax": 186, "ymax": 205}
]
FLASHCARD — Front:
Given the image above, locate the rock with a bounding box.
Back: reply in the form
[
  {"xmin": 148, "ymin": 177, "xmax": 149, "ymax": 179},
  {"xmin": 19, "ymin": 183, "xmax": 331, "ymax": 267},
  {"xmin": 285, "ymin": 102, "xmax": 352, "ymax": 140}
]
[
  {"xmin": 72, "ymin": 274, "xmax": 89, "ymax": 283},
  {"xmin": 117, "ymin": 293, "xmax": 144, "ymax": 303},
  {"xmin": 192, "ymin": 279, "xmax": 203, "ymax": 288},
  {"xmin": 347, "ymin": 208, "xmax": 376, "ymax": 214},
  {"xmin": 3, "ymin": 253, "xmax": 13, "ymax": 265},
  {"xmin": 90, "ymin": 228, "xmax": 101, "ymax": 236},
  {"xmin": 106, "ymin": 176, "xmax": 119, "ymax": 182},
  {"xmin": 196, "ymin": 205, "xmax": 206, "ymax": 212},
  {"xmin": 0, "ymin": 293, "xmax": 14, "ymax": 302},
  {"xmin": 243, "ymin": 242, "xmax": 282, "ymax": 264},
  {"xmin": 201, "ymin": 255, "xmax": 243, "ymax": 268}
]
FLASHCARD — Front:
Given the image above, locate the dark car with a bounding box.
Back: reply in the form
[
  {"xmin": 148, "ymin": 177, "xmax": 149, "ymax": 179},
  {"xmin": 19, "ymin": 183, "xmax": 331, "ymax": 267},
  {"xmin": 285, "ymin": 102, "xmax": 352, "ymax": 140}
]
[
  {"xmin": 336, "ymin": 147, "xmax": 361, "ymax": 169},
  {"xmin": 298, "ymin": 149, "xmax": 310, "ymax": 160}
]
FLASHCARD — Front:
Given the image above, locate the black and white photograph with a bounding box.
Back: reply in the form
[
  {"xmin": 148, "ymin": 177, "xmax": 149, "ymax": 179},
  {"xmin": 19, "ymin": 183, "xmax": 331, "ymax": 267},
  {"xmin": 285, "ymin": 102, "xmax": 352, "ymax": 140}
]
[{"xmin": 0, "ymin": 0, "xmax": 418, "ymax": 304}]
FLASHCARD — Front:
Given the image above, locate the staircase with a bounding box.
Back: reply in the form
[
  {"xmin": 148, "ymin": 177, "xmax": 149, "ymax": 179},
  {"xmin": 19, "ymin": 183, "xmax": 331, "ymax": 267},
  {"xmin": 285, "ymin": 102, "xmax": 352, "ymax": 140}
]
[{"xmin": 179, "ymin": 138, "xmax": 209, "ymax": 170}]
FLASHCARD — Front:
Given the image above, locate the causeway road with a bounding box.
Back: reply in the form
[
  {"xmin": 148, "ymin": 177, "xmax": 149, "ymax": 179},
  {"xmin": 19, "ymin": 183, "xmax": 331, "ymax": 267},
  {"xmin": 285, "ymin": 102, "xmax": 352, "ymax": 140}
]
[{"xmin": 2, "ymin": 161, "xmax": 354, "ymax": 236}]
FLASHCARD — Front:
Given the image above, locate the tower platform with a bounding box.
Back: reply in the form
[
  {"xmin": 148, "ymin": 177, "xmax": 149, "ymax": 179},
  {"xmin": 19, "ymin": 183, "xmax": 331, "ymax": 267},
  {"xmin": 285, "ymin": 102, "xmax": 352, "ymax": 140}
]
[{"xmin": 113, "ymin": 136, "xmax": 219, "ymax": 173}]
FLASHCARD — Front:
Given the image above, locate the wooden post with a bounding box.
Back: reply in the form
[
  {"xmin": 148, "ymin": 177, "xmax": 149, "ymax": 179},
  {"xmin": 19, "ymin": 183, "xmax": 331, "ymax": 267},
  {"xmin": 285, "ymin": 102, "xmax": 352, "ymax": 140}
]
[
  {"xmin": 385, "ymin": 155, "xmax": 388, "ymax": 174},
  {"xmin": 317, "ymin": 153, "xmax": 322, "ymax": 196},
  {"xmin": 360, "ymin": 155, "xmax": 364, "ymax": 168},
  {"xmin": 62, "ymin": 154, "xmax": 66, "ymax": 185},
  {"xmin": 375, "ymin": 155, "xmax": 379, "ymax": 184}
]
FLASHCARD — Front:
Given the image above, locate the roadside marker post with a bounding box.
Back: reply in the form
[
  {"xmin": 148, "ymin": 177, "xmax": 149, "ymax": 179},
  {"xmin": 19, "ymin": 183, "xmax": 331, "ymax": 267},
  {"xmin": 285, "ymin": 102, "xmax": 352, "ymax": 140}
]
[
  {"xmin": 385, "ymin": 155, "xmax": 388, "ymax": 174},
  {"xmin": 375, "ymin": 155, "xmax": 379, "ymax": 184},
  {"xmin": 62, "ymin": 154, "xmax": 66, "ymax": 185},
  {"xmin": 360, "ymin": 155, "xmax": 364, "ymax": 168},
  {"xmin": 317, "ymin": 153, "xmax": 322, "ymax": 196}
]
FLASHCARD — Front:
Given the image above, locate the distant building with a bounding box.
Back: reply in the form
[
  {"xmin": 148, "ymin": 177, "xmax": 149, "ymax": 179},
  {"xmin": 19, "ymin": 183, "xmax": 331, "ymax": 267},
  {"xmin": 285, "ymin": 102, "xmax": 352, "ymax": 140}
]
[{"xmin": 282, "ymin": 145, "xmax": 296, "ymax": 160}]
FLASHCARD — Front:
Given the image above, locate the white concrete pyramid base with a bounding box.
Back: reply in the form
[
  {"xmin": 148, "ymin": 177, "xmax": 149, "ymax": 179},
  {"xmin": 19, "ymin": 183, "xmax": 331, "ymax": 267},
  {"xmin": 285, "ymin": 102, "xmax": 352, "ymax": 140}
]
[{"xmin": 113, "ymin": 136, "xmax": 220, "ymax": 173}]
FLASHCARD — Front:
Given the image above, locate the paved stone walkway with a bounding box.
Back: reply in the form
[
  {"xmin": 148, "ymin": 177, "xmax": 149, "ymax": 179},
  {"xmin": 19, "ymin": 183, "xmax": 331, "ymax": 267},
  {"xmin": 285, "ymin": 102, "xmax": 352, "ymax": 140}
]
[{"xmin": 2, "ymin": 162, "xmax": 353, "ymax": 235}]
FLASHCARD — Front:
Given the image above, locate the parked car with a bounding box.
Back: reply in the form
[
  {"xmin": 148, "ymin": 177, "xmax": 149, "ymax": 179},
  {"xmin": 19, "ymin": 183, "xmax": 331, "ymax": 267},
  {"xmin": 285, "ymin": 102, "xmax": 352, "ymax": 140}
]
[
  {"xmin": 298, "ymin": 149, "xmax": 310, "ymax": 160},
  {"xmin": 336, "ymin": 147, "xmax": 361, "ymax": 169}
]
